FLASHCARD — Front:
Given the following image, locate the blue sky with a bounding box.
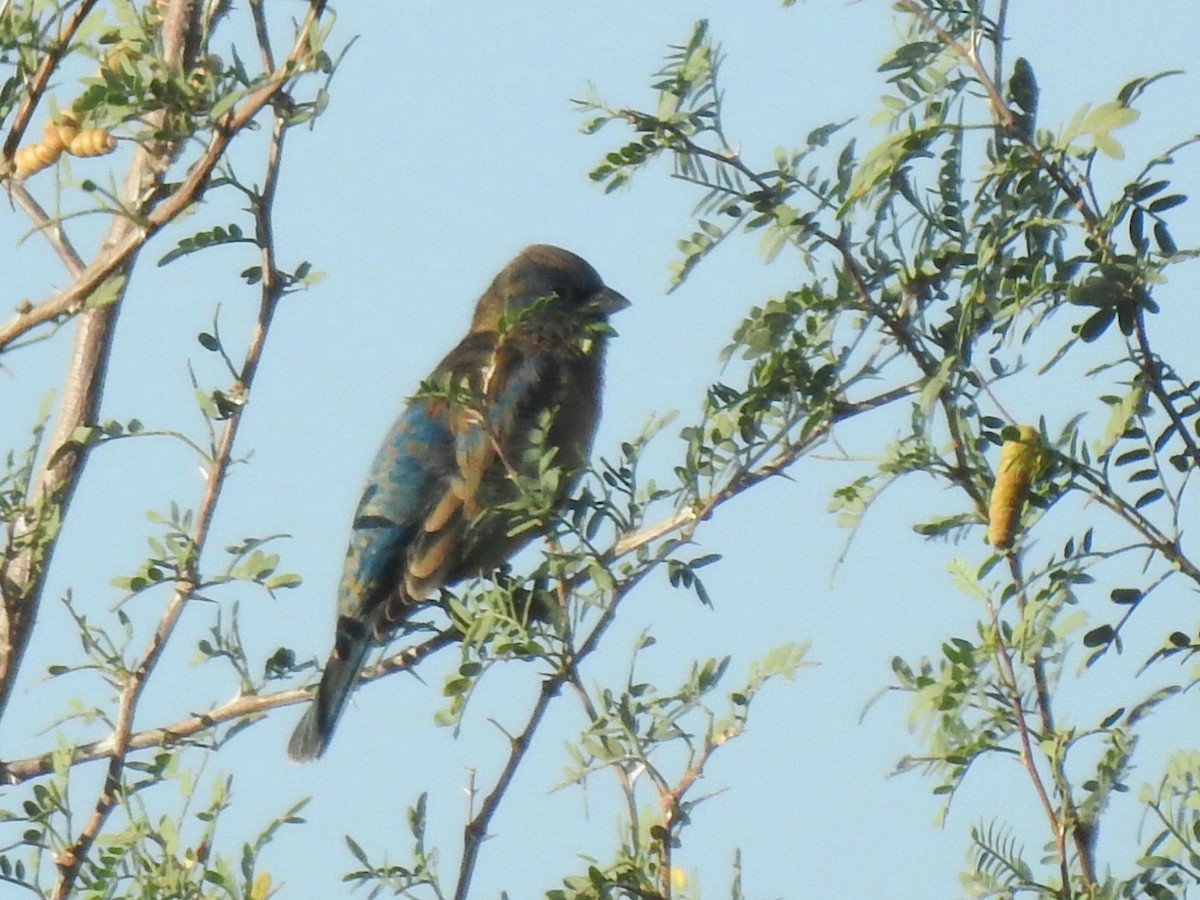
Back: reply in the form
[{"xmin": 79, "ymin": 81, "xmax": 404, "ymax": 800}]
[{"xmin": 3, "ymin": 2, "xmax": 1200, "ymax": 897}]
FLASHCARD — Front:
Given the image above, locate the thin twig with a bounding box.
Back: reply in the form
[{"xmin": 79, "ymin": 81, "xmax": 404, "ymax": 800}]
[
  {"xmin": 990, "ymin": 0, "xmax": 1009, "ymax": 94},
  {"xmin": 613, "ymin": 381, "xmax": 918, "ymax": 558},
  {"xmin": 454, "ymin": 671, "xmax": 560, "ymax": 900},
  {"xmin": 453, "ymin": 555, "xmax": 663, "ymax": 899},
  {"xmin": 564, "ymin": 668, "xmax": 641, "ymax": 842},
  {"xmin": 248, "ymin": 0, "xmax": 276, "ymax": 72},
  {"xmin": 1134, "ymin": 311, "xmax": 1200, "ymax": 474},
  {"xmin": 6, "ymin": 182, "xmax": 86, "ymax": 276},
  {"xmin": 1003, "ymin": 552, "xmax": 1098, "ymax": 885},
  {"xmin": 1, "ymin": 633, "xmax": 454, "ymax": 785},
  {"xmin": 980, "ymin": 582, "xmax": 1069, "ymax": 884},
  {"xmin": 657, "ymin": 722, "xmax": 738, "ymax": 898},
  {"xmin": 1067, "ymin": 461, "xmax": 1200, "ymax": 585}
]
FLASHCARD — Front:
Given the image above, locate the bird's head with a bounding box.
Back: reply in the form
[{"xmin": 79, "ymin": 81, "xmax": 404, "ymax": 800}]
[{"xmin": 471, "ymin": 245, "xmax": 630, "ymax": 337}]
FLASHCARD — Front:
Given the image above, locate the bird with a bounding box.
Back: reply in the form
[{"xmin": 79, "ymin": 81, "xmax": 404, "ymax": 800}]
[{"xmin": 288, "ymin": 245, "xmax": 629, "ymax": 761}]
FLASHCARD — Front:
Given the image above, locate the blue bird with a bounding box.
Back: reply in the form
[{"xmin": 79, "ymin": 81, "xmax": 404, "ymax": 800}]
[{"xmin": 288, "ymin": 245, "xmax": 629, "ymax": 761}]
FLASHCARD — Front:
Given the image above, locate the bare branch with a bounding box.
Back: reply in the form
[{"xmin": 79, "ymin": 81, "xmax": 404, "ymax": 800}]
[{"xmin": 6, "ymin": 182, "xmax": 86, "ymax": 276}]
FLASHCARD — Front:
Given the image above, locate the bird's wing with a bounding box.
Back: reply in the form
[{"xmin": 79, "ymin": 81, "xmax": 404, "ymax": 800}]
[
  {"xmin": 292, "ymin": 394, "xmax": 459, "ymax": 763},
  {"xmin": 336, "ymin": 332, "xmax": 562, "ymax": 637},
  {"xmin": 336, "ymin": 397, "xmax": 457, "ymax": 625},
  {"xmin": 403, "ymin": 335, "xmax": 557, "ymax": 597}
]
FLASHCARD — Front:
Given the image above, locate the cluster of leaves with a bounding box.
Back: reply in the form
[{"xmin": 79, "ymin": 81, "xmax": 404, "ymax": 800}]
[
  {"xmin": 573, "ymin": 3, "xmax": 1200, "ymax": 897},
  {"xmin": 0, "ymin": 743, "xmax": 304, "ymax": 900},
  {"xmin": 345, "ymin": 4, "xmax": 1200, "ymax": 896},
  {"xmin": 547, "ymin": 643, "xmax": 808, "ymax": 899},
  {"xmin": 343, "ymin": 794, "xmax": 441, "ymax": 898}
]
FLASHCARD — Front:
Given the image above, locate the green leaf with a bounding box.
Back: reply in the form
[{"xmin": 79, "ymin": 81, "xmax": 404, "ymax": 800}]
[
  {"xmin": 86, "ymin": 275, "xmax": 127, "ymax": 309},
  {"xmin": 1077, "ymin": 308, "xmax": 1114, "ymax": 342},
  {"xmin": 1082, "ymin": 101, "xmax": 1139, "ymax": 134},
  {"xmin": 1093, "ymin": 131, "xmax": 1124, "ymax": 160},
  {"xmin": 1148, "ymin": 193, "xmax": 1186, "ymax": 213},
  {"xmin": 1135, "ymin": 487, "xmax": 1165, "ymax": 508},
  {"xmin": 1117, "ymin": 70, "xmax": 1182, "ymax": 106},
  {"xmin": 1109, "ymin": 588, "xmax": 1141, "ymax": 605},
  {"xmin": 159, "ymin": 224, "xmax": 254, "ymax": 267},
  {"xmin": 1130, "ymin": 179, "xmax": 1169, "ymax": 201},
  {"xmin": 1070, "ymin": 276, "xmax": 1123, "ymax": 308},
  {"xmin": 1154, "ymin": 221, "xmax": 1177, "ymax": 255},
  {"xmin": 344, "ymin": 835, "xmax": 369, "ymax": 866}
]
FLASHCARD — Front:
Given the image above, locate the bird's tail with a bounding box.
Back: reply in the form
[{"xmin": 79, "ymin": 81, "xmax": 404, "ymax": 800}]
[{"xmin": 287, "ymin": 619, "xmax": 371, "ymax": 762}]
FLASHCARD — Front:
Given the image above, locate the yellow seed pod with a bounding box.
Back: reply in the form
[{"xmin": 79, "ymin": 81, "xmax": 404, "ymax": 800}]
[
  {"xmin": 41, "ymin": 120, "xmax": 67, "ymax": 156},
  {"xmin": 54, "ymin": 111, "xmax": 80, "ymax": 149},
  {"xmin": 14, "ymin": 143, "xmax": 58, "ymax": 177},
  {"xmin": 32, "ymin": 141, "xmax": 60, "ymax": 166},
  {"xmin": 987, "ymin": 424, "xmax": 1040, "ymax": 549},
  {"xmin": 67, "ymin": 129, "xmax": 117, "ymax": 158}
]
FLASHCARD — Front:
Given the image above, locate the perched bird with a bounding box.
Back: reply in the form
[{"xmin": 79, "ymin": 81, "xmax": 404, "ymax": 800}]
[{"xmin": 288, "ymin": 245, "xmax": 629, "ymax": 761}]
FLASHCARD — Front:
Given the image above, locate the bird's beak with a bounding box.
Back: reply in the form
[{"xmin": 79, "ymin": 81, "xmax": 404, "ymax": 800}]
[{"xmin": 595, "ymin": 287, "xmax": 631, "ymax": 315}]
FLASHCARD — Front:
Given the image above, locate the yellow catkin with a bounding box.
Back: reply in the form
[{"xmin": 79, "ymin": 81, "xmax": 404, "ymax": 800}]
[
  {"xmin": 31, "ymin": 142, "xmax": 60, "ymax": 166},
  {"xmin": 67, "ymin": 129, "xmax": 117, "ymax": 158},
  {"xmin": 987, "ymin": 424, "xmax": 1040, "ymax": 549}
]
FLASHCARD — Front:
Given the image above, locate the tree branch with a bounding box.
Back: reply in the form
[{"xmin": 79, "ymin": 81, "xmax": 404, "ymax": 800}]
[
  {"xmin": 1, "ymin": 633, "xmax": 454, "ymax": 785},
  {"xmin": 0, "ymin": 0, "xmax": 212, "ymax": 726},
  {"xmin": 6, "ymin": 182, "xmax": 86, "ymax": 277},
  {"xmin": 1134, "ymin": 310, "xmax": 1200, "ymax": 475},
  {"xmin": 48, "ymin": 7, "xmax": 328, "ymax": 891},
  {"xmin": 454, "ymin": 548, "xmax": 665, "ymax": 900}
]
